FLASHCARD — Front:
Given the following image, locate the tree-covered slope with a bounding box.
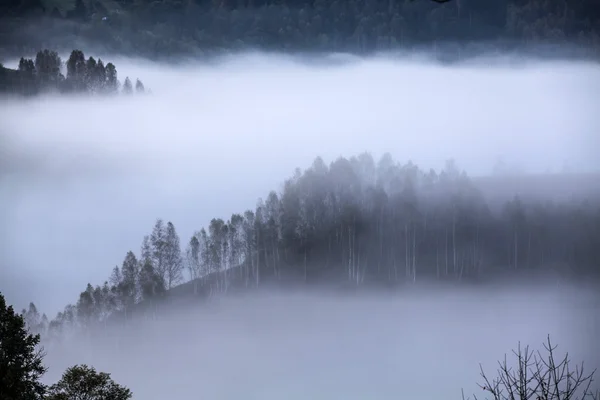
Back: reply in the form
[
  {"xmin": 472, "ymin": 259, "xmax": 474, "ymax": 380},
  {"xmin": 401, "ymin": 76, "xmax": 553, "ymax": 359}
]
[
  {"xmin": 19, "ymin": 153, "xmax": 600, "ymax": 339},
  {"xmin": 0, "ymin": 48, "xmax": 147, "ymax": 96},
  {"xmin": 1, "ymin": 0, "xmax": 599, "ymax": 60}
]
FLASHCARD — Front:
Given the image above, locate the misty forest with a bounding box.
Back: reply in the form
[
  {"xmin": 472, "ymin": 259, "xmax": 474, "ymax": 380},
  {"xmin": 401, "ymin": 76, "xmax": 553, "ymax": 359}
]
[
  {"xmin": 0, "ymin": 49, "xmax": 146, "ymax": 96},
  {"xmin": 1, "ymin": 0, "xmax": 599, "ymax": 399},
  {"xmin": 22, "ymin": 154, "xmax": 600, "ymax": 332},
  {"xmin": 4, "ymin": 154, "xmax": 600, "ymax": 399},
  {"xmin": 0, "ymin": 0, "xmax": 599, "ymax": 59}
]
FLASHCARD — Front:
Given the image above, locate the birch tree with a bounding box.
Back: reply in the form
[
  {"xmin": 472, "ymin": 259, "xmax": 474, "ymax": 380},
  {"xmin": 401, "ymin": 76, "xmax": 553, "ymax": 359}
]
[
  {"xmin": 150, "ymin": 219, "xmax": 166, "ymax": 285},
  {"xmin": 186, "ymin": 234, "xmax": 202, "ymax": 294},
  {"xmin": 120, "ymin": 251, "xmax": 139, "ymax": 315},
  {"xmin": 163, "ymin": 221, "xmax": 183, "ymax": 290}
]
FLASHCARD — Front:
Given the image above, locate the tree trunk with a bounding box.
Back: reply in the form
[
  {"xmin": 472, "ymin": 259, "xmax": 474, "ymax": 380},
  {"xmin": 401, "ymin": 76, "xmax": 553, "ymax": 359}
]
[
  {"xmin": 452, "ymin": 215, "xmax": 457, "ymax": 276},
  {"xmin": 436, "ymin": 235, "xmax": 440, "ymax": 279},
  {"xmin": 514, "ymin": 229, "xmax": 518, "ymax": 270},
  {"xmin": 405, "ymin": 223, "xmax": 409, "ymax": 279},
  {"xmin": 445, "ymin": 227, "xmax": 448, "ymax": 276},
  {"xmin": 412, "ymin": 225, "xmax": 416, "ymax": 282},
  {"xmin": 304, "ymin": 248, "xmax": 307, "ymax": 283}
]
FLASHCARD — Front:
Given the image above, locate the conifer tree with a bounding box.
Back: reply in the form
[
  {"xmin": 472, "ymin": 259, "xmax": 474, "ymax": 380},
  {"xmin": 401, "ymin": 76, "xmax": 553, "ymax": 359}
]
[
  {"xmin": 135, "ymin": 78, "xmax": 145, "ymax": 93},
  {"xmin": 0, "ymin": 292, "xmax": 47, "ymax": 400},
  {"xmin": 105, "ymin": 62, "xmax": 119, "ymax": 94},
  {"xmin": 66, "ymin": 50, "xmax": 86, "ymax": 92},
  {"xmin": 122, "ymin": 77, "xmax": 132, "ymax": 94}
]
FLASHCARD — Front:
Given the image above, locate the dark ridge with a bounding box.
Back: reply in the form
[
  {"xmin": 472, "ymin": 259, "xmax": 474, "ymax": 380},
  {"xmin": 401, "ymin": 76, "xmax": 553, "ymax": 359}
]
[{"xmin": 1, "ymin": 0, "xmax": 599, "ymax": 61}]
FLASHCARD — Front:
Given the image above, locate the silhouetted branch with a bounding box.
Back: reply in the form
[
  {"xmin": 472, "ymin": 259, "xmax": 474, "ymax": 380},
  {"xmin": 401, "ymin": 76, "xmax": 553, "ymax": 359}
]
[{"xmin": 462, "ymin": 336, "xmax": 599, "ymax": 400}]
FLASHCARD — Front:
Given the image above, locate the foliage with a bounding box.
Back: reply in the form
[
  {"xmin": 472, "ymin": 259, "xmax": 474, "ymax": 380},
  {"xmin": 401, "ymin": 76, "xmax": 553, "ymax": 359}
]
[
  {"xmin": 463, "ymin": 336, "xmax": 599, "ymax": 400},
  {"xmin": 0, "ymin": 48, "xmax": 146, "ymax": 97},
  {"xmin": 1, "ymin": 0, "xmax": 599, "ymax": 60},
  {"xmin": 46, "ymin": 364, "xmax": 132, "ymax": 400},
  {"xmin": 34, "ymin": 153, "xmax": 600, "ymax": 335},
  {"xmin": 0, "ymin": 292, "xmax": 47, "ymax": 400},
  {"xmin": 2, "ymin": 293, "xmax": 134, "ymax": 400}
]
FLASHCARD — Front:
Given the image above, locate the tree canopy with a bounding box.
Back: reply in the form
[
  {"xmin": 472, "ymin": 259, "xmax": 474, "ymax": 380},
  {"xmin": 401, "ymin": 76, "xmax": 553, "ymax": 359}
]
[
  {"xmin": 27, "ymin": 153, "xmax": 599, "ymax": 338},
  {"xmin": 0, "ymin": 0, "xmax": 598, "ymax": 60},
  {"xmin": 46, "ymin": 365, "xmax": 132, "ymax": 400},
  {"xmin": 1, "ymin": 291, "xmax": 135, "ymax": 400},
  {"xmin": 0, "ymin": 292, "xmax": 47, "ymax": 400},
  {"xmin": 0, "ymin": 49, "xmax": 146, "ymax": 97}
]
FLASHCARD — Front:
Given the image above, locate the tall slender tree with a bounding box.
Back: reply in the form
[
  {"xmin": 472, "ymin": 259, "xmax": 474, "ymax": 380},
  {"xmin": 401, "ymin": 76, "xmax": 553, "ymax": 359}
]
[
  {"xmin": 66, "ymin": 50, "xmax": 86, "ymax": 91},
  {"xmin": 122, "ymin": 77, "xmax": 132, "ymax": 94},
  {"xmin": 163, "ymin": 222, "xmax": 183, "ymax": 289}
]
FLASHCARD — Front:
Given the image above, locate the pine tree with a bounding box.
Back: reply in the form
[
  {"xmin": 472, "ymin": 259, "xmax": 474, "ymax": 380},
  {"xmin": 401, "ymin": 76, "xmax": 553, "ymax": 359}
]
[
  {"xmin": 66, "ymin": 50, "xmax": 86, "ymax": 92},
  {"xmin": 0, "ymin": 292, "xmax": 47, "ymax": 400},
  {"xmin": 105, "ymin": 62, "xmax": 119, "ymax": 94},
  {"xmin": 85, "ymin": 56, "xmax": 97, "ymax": 92},
  {"xmin": 18, "ymin": 57, "xmax": 35, "ymax": 74},
  {"xmin": 135, "ymin": 78, "xmax": 145, "ymax": 93},
  {"xmin": 122, "ymin": 77, "xmax": 132, "ymax": 94},
  {"xmin": 95, "ymin": 59, "xmax": 107, "ymax": 92},
  {"xmin": 17, "ymin": 57, "xmax": 36, "ymax": 95},
  {"xmin": 34, "ymin": 49, "xmax": 62, "ymax": 90}
]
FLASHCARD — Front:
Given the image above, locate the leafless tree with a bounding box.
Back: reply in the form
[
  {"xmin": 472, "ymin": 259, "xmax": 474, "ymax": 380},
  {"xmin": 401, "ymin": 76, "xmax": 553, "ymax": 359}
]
[{"xmin": 463, "ymin": 336, "xmax": 599, "ymax": 400}]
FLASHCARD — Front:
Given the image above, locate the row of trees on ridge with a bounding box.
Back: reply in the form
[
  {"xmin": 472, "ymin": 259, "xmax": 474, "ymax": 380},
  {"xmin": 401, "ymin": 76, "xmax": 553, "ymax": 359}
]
[
  {"xmin": 19, "ymin": 153, "xmax": 599, "ymax": 339},
  {"xmin": 0, "ymin": 49, "xmax": 146, "ymax": 96}
]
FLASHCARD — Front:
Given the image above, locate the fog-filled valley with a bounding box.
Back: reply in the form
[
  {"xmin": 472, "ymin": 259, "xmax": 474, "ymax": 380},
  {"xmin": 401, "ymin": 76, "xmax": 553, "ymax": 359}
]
[
  {"xmin": 1, "ymin": 51, "xmax": 600, "ymax": 400},
  {"xmin": 2, "ymin": 53, "xmax": 600, "ymax": 309},
  {"xmin": 41, "ymin": 287, "xmax": 600, "ymax": 400}
]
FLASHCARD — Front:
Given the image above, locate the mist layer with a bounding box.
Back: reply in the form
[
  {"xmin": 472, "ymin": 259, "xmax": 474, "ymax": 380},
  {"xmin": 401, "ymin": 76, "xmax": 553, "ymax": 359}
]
[{"xmin": 1, "ymin": 52, "xmax": 599, "ymax": 313}]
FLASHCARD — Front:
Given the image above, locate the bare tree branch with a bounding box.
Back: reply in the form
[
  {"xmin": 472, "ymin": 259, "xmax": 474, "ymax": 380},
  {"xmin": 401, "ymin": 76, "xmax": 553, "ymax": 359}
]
[{"xmin": 462, "ymin": 336, "xmax": 599, "ymax": 400}]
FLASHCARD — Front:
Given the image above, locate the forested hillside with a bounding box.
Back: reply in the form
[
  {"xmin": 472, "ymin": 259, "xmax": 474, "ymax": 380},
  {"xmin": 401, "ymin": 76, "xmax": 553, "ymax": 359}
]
[
  {"xmin": 0, "ymin": 48, "xmax": 146, "ymax": 96},
  {"xmin": 21, "ymin": 153, "xmax": 600, "ymax": 340},
  {"xmin": 1, "ymin": 0, "xmax": 599, "ymax": 60}
]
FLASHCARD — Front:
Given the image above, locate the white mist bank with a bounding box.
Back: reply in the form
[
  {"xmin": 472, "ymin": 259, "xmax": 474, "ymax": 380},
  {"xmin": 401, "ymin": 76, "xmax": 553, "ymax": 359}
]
[
  {"xmin": 1, "ymin": 51, "xmax": 599, "ymax": 314},
  {"xmin": 42, "ymin": 285, "xmax": 600, "ymax": 400}
]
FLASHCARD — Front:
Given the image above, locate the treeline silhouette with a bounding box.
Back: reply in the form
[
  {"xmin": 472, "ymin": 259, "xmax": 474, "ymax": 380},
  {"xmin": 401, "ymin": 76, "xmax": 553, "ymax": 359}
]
[
  {"xmin": 0, "ymin": 49, "xmax": 146, "ymax": 96},
  {"xmin": 21, "ymin": 153, "xmax": 600, "ymax": 339},
  {"xmin": 0, "ymin": 292, "xmax": 133, "ymax": 400},
  {"xmin": 1, "ymin": 0, "xmax": 599, "ymax": 60}
]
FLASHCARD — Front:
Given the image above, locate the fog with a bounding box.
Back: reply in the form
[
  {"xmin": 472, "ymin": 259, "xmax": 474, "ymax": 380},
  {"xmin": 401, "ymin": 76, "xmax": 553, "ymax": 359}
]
[
  {"xmin": 42, "ymin": 285, "xmax": 600, "ymax": 400},
  {"xmin": 1, "ymin": 51, "xmax": 600, "ymax": 315}
]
